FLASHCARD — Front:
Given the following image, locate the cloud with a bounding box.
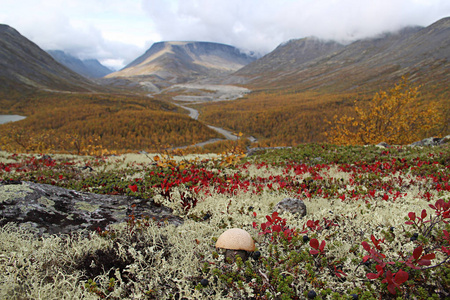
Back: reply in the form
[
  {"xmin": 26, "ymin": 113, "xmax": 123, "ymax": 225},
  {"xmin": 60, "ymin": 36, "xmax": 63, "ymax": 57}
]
[
  {"xmin": 0, "ymin": 0, "xmax": 153, "ymax": 69},
  {"xmin": 1, "ymin": 0, "xmax": 449, "ymax": 69},
  {"xmin": 142, "ymin": 0, "xmax": 450, "ymax": 54}
]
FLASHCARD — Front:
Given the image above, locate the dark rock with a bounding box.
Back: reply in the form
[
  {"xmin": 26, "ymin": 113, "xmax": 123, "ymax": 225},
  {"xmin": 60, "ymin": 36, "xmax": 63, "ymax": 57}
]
[
  {"xmin": 0, "ymin": 181, "xmax": 183, "ymax": 236},
  {"xmin": 439, "ymin": 135, "xmax": 450, "ymax": 145},
  {"xmin": 273, "ymin": 198, "xmax": 307, "ymax": 218}
]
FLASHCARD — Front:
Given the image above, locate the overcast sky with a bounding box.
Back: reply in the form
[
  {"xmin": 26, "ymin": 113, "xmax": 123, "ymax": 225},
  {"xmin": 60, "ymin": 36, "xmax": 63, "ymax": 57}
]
[{"xmin": 1, "ymin": 0, "xmax": 449, "ymax": 70}]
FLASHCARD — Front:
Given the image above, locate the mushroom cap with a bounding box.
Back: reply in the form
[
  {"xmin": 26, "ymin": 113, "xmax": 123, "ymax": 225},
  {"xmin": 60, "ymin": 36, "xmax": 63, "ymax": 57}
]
[{"xmin": 215, "ymin": 228, "xmax": 255, "ymax": 251}]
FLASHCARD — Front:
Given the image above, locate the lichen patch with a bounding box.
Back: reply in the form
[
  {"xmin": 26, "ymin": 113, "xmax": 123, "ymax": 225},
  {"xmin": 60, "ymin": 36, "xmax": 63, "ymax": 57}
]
[{"xmin": 0, "ymin": 183, "xmax": 33, "ymax": 203}]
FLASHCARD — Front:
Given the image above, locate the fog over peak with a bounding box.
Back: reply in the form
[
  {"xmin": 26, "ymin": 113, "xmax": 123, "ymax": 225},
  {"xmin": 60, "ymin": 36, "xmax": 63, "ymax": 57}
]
[{"xmin": 1, "ymin": 0, "xmax": 449, "ymax": 69}]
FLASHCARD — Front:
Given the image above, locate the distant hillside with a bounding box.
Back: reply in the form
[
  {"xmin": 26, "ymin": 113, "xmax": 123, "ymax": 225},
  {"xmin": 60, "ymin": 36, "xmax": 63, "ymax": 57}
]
[
  {"xmin": 107, "ymin": 41, "xmax": 257, "ymax": 85},
  {"xmin": 231, "ymin": 17, "xmax": 450, "ymax": 92},
  {"xmin": 0, "ymin": 24, "xmax": 101, "ymax": 93},
  {"xmin": 48, "ymin": 50, "xmax": 113, "ymax": 78},
  {"xmin": 233, "ymin": 37, "xmax": 344, "ymax": 77}
]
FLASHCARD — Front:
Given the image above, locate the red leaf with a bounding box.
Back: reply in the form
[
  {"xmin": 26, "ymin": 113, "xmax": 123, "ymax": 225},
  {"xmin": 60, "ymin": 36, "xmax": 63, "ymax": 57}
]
[
  {"xmin": 441, "ymin": 246, "xmax": 450, "ymax": 255},
  {"xmin": 421, "ymin": 209, "xmax": 427, "ymax": 220},
  {"xmin": 272, "ymin": 211, "xmax": 279, "ymax": 220},
  {"xmin": 443, "ymin": 230, "xmax": 450, "ymax": 241},
  {"xmin": 371, "ymin": 235, "xmax": 377, "ymax": 245},
  {"xmin": 310, "ymin": 249, "xmax": 319, "ymax": 255},
  {"xmin": 310, "ymin": 238, "xmax": 319, "ymax": 249},
  {"xmin": 319, "ymin": 240, "xmax": 326, "ymax": 252},
  {"xmin": 366, "ymin": 273, "xmax": 380, "ymax": 279},
  {"xmin": 418, "ymin": 253, "xmax": 435, "ymax": 265},
  {"xmin": 362, "ymin": 241, "xmax": 371, "ymax": 252},
  {"xmin": 387, "ymin": 284, "xmax": 397, "ymax": 295},
  {"xmin": 128, "ymin": 184, "xmax": 138, "ymax": 192},
  {"xmin": 422, "ymin": 253, "xmax": 436, "ymax": 260},
  {"xmin": 272, "ymin": 224, "xmax": 282, "ymax": 232},
  {"xmin": 366, "ymin": 265, "xmax": 384, "ymax": 279},
  {"xmin": 413, "ymin": 246, "xmax": 423, "ymax": 260},
  {"xmin": 394, "ymin": 269, "xmax": 409, "ymax": 285},
  {"xmin": 408, "ymin": 212, "xmax": 416, "ymax": 221}
]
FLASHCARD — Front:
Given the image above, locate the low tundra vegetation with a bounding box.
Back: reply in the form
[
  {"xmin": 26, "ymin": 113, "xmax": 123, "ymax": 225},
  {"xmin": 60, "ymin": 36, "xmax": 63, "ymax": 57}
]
[{"xmin": 0, "ymin": 143, "xmax": 449, "ymax": 299}]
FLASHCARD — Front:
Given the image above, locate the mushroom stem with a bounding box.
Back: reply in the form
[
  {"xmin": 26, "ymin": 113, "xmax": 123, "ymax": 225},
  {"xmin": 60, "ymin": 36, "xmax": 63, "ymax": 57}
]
[{"xmin": 224, "ymin": 249, "xmax": 250, "ymax": 262}]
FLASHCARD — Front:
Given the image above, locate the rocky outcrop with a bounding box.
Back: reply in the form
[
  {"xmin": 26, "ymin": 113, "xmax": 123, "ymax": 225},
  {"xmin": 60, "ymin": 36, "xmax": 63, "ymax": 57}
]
[
  {"xmin": 0, "ymin": 180, "xmax": 182, "ymax": 236},
  {"xmin": 410, "ymin": 135, "xmax": 450, "ymax": 146}
]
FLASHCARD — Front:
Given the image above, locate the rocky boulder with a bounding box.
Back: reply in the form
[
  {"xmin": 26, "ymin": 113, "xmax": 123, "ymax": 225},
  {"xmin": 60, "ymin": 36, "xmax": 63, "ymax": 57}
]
[
  {"xmin": 273, "ymin": 198, "xmax": 307, "ymax": 218},
  {"xmin": 0, "ymin": 180, "xmax": 182, "ymax": 236},
  {"xmin": 410, "ymin": 135, "xmax": 450, "ymax": 146}
]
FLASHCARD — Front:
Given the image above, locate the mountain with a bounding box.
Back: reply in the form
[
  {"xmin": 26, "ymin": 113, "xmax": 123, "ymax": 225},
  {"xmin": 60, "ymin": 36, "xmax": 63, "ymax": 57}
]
[
  {"xmin": 0, "ymin": 24, "xmax": 101, "ymax": 92},
  {"xmin": 106, "ymin": 41, "xmax": 257, "ymax": 84},
  {"xmin": 233, "ymin": 37, "xmax": 344, "ymax": 77},
  {"xmin": 48, "ymin": 50, "xmax": 113, "ymax": 78},
  {"xmin": 231, "ymin": 17, "xmax": 450, "ymax": 92}
]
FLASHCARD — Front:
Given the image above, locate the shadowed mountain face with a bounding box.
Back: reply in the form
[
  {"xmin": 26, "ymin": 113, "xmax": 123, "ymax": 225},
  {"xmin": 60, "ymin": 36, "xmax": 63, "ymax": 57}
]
[
  {"xmin": 234, "ymin": 37, "xmax": 345, "ymax": 77},
  {"xmin": 0, "ymin": 25, "xmax": 100, "ymax": 92},
  {"xmin": 230, "ymin": 17, "xmax": 450, "ymax": 92},
  {"xmin": 107, "ymin": 41, "xmax": 257, "ymax": 84},
  {"xmin": 47, "ymin": 50, "xmax": 113, "ymax": 79}
]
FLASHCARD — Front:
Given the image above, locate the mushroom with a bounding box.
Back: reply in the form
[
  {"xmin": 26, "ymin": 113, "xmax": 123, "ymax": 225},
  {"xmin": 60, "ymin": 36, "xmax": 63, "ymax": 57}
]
[{"xmin": 215, "ymin": 228, "xmax": 255, "ymax": 262}]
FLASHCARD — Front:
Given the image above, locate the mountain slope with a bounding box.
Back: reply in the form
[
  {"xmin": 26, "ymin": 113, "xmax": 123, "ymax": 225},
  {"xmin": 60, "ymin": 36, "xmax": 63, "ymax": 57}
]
[
  {"xmin": 106, "ymin": 41, "xmax": 257, "ymax": 84},
  {"xmin": 233, "ymin": 37, "xmax": 344, "ymax": 77},
  {"xmin": 231, "ymin": 17, "xmax": 450, "ymax": 92},
  {"xmin": 0, "ymin": 24, "xmax": 101, "ymax": 92},
  {"xmin": 48, "ymin": 50, "xmax": 113, "ymax": 78}
]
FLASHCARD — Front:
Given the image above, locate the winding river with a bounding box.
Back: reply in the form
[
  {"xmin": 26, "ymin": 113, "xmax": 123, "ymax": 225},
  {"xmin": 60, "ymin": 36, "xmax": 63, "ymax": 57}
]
[{"xmin": 163, "ymin": 84, "xmax": 252, "ymax": 144}]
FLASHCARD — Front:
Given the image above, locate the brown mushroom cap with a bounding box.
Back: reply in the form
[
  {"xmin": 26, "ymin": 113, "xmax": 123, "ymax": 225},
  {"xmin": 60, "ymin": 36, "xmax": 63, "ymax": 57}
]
[{"xmin": 215, "ymin": 228, "xmax": 255, "ymax": 251}]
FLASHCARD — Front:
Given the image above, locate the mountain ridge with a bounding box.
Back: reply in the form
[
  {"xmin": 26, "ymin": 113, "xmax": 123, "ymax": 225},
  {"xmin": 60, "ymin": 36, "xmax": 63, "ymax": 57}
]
[
  {"xmin": 47, "ymin": 50, "xmax": 113, "ymax": 78},
  {"xmin": 0, "ymin": 24, "xmax": 102, "ymax": 93},
  {"xmin": 107, "ymin": 41, "xmax": 258, "ymax": 84},
  {"xmin": 229, "ymin": 17, "xmax": 449, "ymax": 92}
]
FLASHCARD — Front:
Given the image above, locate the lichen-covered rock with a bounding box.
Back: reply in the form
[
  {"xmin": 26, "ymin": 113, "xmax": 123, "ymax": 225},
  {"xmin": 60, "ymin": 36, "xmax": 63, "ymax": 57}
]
[
  {"xmin": 376, "ymin": 142, "xmax": 390, "ymax": 148},
  {"xmin": 273, "ymin": 198, "xmax": 307, "ymax": 218},
  {"xmin": 0, "ymin": 181, "xmax": 183, "ymax": 236},
  {"xmin": 410, "ymin": 135, "xmax": 450, "ymax": 146}
]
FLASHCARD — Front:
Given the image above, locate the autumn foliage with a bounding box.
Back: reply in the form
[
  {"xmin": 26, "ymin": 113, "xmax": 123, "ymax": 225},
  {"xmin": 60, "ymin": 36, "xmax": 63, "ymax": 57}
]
[
  {"xmin": 326, "ymin": 77, "xmax": 443, "ymax": 145},
  {"xmin": 0, "ymin": 92, "xmax": 219, "ymax": 154}
]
